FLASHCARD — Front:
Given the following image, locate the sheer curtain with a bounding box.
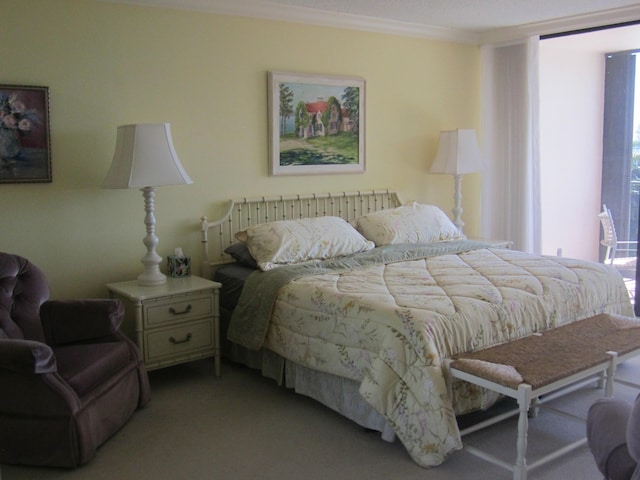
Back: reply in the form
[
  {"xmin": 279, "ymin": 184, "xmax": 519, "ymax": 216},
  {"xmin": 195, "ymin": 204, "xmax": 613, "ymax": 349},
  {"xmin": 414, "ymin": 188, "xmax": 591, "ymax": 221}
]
[{"xmin": 481, "ymin": 36, "xmax": 541, "ymax": 253}]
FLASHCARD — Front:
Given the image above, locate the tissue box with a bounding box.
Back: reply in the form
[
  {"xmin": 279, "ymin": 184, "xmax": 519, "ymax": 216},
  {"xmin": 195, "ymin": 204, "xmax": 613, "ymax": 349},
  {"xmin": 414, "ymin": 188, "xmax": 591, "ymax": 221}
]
[{"xmin": 167, "ymin": 256, "xmax": 191, "ymax": 278}]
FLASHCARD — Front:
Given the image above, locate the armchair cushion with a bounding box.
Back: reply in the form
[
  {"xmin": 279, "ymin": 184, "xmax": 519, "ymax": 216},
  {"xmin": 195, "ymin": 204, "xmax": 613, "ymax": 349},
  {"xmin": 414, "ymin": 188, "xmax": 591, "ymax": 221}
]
[
  {"xmin": 54, "ymin": 341, "xmax": 133, "ymax": 398},
  {"xmin": 40, "ymin": 299, "xmax": 123, "ymax": 346},
  {"xmin": 0, "ymin": 338, "xmax": 56, "ymax": 374}
]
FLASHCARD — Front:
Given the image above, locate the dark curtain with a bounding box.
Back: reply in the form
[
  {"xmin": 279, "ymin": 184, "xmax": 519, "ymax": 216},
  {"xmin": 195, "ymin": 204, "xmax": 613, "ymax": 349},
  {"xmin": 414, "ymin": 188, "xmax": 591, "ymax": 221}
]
[
  {"xmin": 601, "ymin": 52, "xmax": 635, "ymax": 248},
  {"xmin": 600, "ymin": 51, "xmax": 638, "ymax": 313}
]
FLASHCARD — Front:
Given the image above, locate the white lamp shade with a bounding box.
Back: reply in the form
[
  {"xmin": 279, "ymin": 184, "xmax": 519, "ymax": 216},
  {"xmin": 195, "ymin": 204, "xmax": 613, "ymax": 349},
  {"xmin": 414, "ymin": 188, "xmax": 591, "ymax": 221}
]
[
  {"xmin": 102, "ymin": 123, "xmax": 193, "ymax": 189},
  {"xmin": 430, "ymin": 129, "xmax": 484, "ymax": 175}
]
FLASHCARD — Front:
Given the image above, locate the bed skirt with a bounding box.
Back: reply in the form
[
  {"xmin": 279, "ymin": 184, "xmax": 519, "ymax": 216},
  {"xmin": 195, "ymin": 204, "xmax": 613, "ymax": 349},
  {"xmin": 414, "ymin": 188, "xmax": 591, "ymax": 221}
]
[{"xmin": 225, "ymin": 340, "xmax": 396, "ymax": 442}]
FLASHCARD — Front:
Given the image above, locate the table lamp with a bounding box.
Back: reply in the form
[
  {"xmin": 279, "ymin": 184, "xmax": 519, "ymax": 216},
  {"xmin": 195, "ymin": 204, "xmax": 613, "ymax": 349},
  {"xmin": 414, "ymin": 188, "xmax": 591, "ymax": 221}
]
[
  {"xmin": 102, "ymin": 123, "xmax": 193, "ymax": 286},
  {"xmin": 429, "ymin": 128, "xmax": 484, "ymax": 232}
]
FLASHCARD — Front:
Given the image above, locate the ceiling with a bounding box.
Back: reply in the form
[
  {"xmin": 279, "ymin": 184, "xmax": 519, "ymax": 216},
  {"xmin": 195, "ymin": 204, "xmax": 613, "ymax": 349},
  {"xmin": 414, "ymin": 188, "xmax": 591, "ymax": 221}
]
[
  {"xmin": 113, "ymin": 0, "xmax": 640, "ymax": 43},
  {"xmin": 263, "ymin": 0, "xmax": 640, "ymax": 32}
]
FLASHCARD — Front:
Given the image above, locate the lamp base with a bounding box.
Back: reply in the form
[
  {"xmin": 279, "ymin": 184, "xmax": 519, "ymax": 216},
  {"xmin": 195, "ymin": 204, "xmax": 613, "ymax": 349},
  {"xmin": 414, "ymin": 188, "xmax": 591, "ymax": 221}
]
[
  {"xmin": 137, "ymin": 252, "xmax": 167, "ymax": 286},
  {"xmin": 136, "ymin": 186, "xmax": 167, "ymax": 287},
  {"xmin": 452, "ymin": 174, "xmax": 464, "ymax": 232},
  {"xmin": 137, "ymin": 270, "xmax": 167, "ymax": 286}
]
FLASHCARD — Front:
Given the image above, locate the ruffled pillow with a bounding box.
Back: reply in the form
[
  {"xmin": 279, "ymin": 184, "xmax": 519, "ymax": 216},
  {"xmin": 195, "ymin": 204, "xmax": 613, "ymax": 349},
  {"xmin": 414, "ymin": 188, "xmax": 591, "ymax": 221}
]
[
  {"xmin": 355, "ymin": 202, "xmax": 464, "ymax": 246},
  {"xmin": 235, "ymin": 216, "xmax": 374, "ymax": 271}
]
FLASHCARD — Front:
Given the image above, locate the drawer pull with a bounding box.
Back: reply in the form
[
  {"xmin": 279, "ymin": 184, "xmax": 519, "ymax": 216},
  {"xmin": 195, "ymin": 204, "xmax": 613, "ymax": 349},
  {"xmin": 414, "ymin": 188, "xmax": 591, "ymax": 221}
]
[
  {"xmin": 169, "ymin": 304, "xmax": 193, "ymax": 315},
  {"xmin": 169, "ymin": 333, "xmax": 192, "ymax": 344}
]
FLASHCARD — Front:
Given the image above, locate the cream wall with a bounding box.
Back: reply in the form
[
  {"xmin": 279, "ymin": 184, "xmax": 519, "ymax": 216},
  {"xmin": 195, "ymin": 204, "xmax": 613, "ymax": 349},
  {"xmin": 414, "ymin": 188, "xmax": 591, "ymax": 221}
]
[{"xmin": 1, "ymin": 0, "xmax": 481, "ymax": 298}]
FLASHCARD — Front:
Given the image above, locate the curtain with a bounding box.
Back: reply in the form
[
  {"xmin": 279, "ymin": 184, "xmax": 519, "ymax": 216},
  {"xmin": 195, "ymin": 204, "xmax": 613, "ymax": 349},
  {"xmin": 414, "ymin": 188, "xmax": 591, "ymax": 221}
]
[
  {"xmin": 481, "ymin": 37, "xmax": 541, "ymax": 253},
  {"xmin": 601, "ymin": 51, "xmax": 636, "ymax": 248}
]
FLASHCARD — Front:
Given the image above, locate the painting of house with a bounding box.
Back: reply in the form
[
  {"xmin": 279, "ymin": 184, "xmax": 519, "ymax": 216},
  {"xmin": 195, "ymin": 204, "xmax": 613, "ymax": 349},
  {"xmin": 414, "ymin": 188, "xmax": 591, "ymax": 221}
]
[{"xmin": 269, "ymin": 72, "xmax": 365, "ymax": 175}]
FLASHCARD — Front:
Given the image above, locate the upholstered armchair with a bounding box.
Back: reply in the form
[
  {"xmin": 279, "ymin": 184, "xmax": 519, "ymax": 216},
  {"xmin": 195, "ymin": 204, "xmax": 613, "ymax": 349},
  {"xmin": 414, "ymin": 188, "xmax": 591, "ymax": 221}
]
[
  {"xmin": 587, "ymin": 393, "xmax": 640, "ymax": 480},
  {"xmin": 0, "ymin": 252, "xmax": 150, "ymax": 467}
]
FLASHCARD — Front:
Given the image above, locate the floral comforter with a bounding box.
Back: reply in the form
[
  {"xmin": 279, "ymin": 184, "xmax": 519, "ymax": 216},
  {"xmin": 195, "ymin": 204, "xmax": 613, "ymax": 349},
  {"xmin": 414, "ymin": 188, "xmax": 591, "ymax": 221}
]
[{"xmin": 227, "ymin": 241, "xmax": 633, "ymax": 467}]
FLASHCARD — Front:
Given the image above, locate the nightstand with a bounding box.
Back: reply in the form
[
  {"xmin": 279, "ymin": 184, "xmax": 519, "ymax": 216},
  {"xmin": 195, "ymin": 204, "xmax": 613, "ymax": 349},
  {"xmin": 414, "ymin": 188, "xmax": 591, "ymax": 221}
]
[{"xmin": 107, "ymin": 276, "xmax": 221, "ymax": 376}]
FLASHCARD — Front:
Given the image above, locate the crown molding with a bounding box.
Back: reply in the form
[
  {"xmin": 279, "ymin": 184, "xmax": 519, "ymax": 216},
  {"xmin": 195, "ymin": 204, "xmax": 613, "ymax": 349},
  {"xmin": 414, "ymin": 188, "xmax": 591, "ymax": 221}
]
[
  {"xmin": 103, "ymin": 0, "xmax": 640, "ymax": 46},
  {"xmin": 101, "ymin": 0, "xmax": 480, "ymax": 43}
]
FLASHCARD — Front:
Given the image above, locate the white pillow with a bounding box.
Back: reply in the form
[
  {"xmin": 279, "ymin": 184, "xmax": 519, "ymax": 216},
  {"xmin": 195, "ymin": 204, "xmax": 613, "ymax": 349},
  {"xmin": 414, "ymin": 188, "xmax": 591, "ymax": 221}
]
[
  {"xmin": 235, "ymin": 216, "xmax": 375, "ymax": 271},
  {"xmin": 355, "ymin": 202, "xmax": 465, "ymax": 246}
]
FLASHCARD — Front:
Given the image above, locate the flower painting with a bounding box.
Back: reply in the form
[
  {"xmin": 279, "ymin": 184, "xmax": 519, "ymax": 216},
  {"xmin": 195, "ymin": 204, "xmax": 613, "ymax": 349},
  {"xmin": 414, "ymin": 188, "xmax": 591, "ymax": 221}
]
[
  {"xmin": 268, "ymin": 72, "xmax": 365, "ymax": 175},
  {"xmin": 0, "ymin": 85, "xmax": 51, "ymax": 183}
]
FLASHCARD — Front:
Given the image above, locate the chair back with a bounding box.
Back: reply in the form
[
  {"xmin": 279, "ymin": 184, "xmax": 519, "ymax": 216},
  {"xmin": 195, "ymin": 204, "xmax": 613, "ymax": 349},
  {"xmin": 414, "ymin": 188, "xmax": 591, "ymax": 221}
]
[
  {"xmin": 599, "ymin": 204, "xmax": 618, "ymax": 248},
  {"xmin": 0, "ymin": 253, "xmax": 49, "ymax": 342}
]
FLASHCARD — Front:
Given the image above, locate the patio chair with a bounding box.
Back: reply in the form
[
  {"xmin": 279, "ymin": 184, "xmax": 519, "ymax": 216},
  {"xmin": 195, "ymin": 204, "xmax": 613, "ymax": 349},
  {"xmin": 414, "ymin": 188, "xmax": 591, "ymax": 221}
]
[{"xmin": 598, "ymin": 204, "xmax": 637, "ymax": 264}]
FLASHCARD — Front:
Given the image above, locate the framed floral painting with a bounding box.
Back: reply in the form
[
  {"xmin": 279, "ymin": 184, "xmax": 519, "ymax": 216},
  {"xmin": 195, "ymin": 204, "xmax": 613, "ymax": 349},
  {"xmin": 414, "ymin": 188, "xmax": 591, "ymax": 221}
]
[
  {"xmin": 0, "ymin": 85, "xmax": 51, "ymax": 184},
  {"xmin": 268, "ymin": 71, "xmax": 365, "ymax": 176}
]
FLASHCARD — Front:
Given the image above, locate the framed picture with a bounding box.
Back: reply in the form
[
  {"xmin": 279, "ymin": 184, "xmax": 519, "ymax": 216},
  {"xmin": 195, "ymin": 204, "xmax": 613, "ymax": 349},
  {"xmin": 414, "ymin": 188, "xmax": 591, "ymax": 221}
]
[
  {"xmin": 0, "ymin": 85, "xmax": 51, "ymax": 184},
  {"xmin": 268, "ymin": 71, "xmax": 365, "ymax": 176}
]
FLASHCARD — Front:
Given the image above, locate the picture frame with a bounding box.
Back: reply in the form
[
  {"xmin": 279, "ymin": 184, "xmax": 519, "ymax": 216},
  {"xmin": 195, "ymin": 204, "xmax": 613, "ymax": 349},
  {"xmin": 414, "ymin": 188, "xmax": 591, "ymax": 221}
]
[
  {"xmin": 0, "ymin": 85, "xmax": 51, "ymax": 184},
  {"xmin": 268, "ymin": 71, "xmax": 365, "ymax": 176}
]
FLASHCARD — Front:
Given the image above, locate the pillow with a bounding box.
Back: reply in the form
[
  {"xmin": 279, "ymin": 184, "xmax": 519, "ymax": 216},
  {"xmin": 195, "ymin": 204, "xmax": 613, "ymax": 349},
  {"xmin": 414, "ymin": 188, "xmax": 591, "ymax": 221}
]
[
  {"xmin": 224, "ymin": 243, "xmax": 258, "ymax": 269},
  {"xmin": 355, "ymin": 202, "xmax": 465, "ymax": 246},
  {"xmin": 235, "ymin": 216, "xmax": 374, "ymax": 271}
]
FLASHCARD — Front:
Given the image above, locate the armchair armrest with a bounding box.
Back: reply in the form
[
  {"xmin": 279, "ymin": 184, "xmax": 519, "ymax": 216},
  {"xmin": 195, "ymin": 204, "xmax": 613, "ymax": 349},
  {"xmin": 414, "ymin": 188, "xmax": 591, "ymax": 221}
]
[
  {"xmin": 628, "ymin": 393, "xmax": 640, "ymax": 465},
  {"xmin": 40, "ymin": 299, "xmax": 125, "ymax": 345},
  {"xmin": 0, "ymin": 338, "xmax": 56, "ymax": 374},
  {"xmin": 0, "ymin": 339, "xmax": 81, "ymax": 417}
]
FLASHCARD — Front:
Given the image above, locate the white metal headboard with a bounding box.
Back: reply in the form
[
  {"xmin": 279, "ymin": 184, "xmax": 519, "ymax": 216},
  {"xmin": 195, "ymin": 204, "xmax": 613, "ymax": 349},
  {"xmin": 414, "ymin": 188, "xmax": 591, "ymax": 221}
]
[{"xmin": 200, "ymin": 189, "xmax": 402, "ymax": 277}]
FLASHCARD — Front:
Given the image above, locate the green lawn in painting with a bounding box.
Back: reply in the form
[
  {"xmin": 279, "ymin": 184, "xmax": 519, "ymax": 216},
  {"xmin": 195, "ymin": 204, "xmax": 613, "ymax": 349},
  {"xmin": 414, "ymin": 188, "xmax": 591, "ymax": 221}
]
[{"xmin": 279, "ymin": 132, "xmax": 359, "ymax": 166}]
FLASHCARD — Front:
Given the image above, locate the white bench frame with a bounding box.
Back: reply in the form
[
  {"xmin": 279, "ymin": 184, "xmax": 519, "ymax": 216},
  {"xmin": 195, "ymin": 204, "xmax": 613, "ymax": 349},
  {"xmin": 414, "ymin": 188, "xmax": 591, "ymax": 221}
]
[{"xmin": 445, "ymin": 347, "xmax": 640, "ymax": 480}]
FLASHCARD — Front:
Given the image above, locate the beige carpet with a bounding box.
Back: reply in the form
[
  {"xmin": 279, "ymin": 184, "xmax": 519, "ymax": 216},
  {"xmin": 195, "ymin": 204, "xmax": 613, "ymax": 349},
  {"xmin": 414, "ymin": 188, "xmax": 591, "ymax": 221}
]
[{"xmin": 2, "ymin": 357, "xmax": 639, "ymax": 480}]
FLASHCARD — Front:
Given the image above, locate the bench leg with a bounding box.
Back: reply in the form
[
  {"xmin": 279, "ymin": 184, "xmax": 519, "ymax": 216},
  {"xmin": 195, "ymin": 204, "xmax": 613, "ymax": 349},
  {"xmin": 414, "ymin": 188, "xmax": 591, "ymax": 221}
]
[{"xmin": 514, "ymin": 384, "xmax": 533, "ymax": 480}]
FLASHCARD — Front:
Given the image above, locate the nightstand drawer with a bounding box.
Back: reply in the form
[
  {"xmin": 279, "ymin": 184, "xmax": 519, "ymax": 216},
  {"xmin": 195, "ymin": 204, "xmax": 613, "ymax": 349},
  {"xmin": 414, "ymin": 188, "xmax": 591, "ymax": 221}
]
[
  {"xmin": 145, "ymin": 319, "xmax": 214, "ymax": 362},
  {"xmin": 144, "ymin": 293, "xmax": 213, "ymax": 327}
]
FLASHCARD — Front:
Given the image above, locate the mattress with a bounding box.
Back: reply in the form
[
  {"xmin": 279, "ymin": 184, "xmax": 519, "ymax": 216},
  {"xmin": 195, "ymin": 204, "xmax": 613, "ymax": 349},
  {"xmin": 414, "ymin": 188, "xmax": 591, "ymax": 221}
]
[{"xmin": 213, "ymin": 263, "xmax": 255, "ymax": 312}]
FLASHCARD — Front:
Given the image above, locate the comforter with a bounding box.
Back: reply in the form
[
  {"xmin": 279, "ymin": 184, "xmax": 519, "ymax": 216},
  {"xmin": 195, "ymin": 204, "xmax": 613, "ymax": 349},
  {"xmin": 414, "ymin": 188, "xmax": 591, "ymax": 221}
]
[{"xmin": 227, "ymin": 241, "xmax": 633, "ymax": 467}]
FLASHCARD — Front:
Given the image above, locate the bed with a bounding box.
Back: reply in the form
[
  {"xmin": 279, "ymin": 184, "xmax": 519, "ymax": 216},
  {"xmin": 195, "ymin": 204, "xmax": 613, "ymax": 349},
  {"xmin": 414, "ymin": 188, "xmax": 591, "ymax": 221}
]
[{"xmin": 199, "ymin": 189, "xmax": 633, "ymax": 468}]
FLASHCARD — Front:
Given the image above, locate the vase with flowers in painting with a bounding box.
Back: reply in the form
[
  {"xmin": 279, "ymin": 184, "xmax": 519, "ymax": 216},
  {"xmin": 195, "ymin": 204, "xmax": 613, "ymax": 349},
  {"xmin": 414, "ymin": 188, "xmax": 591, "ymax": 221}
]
[
  {"xmin": 0, "ymin": 127, "xmax": 21, "ymax": 159},
  {"xmin": 0, "ymin": 91, "xmax": 40, "ymax": 161}
]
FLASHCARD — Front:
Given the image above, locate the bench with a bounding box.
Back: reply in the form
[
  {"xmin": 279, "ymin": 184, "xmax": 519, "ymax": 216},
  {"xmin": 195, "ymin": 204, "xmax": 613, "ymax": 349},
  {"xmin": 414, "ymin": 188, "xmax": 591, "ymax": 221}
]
[{"xmin": 445, "ymin": 313, "xmax": 640, "ymax": 480}]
